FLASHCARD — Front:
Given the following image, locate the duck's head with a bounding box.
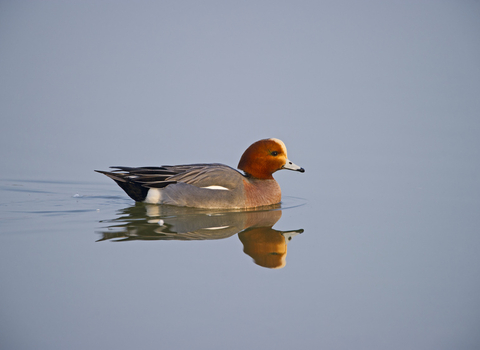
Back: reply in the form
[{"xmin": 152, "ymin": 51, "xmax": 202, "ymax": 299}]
[{"xmin": 237, "ymin": 138, "xmax": 305, "ymax": 179}]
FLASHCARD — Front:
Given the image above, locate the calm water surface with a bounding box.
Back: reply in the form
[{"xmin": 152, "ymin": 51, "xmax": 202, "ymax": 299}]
[{"xmin": 1, "ymin": 176, "xmax": 479, "ymax": 349}]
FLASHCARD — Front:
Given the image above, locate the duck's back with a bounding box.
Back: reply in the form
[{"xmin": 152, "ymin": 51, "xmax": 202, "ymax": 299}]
[
  {"xmin": 97, "ymin": 164, "xmax": 250, "ymax": 208},
  {"xmin": 145, "ymin": 164, "xmax": 248, "ymax": 208}
]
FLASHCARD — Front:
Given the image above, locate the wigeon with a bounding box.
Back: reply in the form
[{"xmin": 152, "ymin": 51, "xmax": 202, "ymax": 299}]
[{"xmin": 95, "ymin": 138, "xmax": 304, "ymax": 208}]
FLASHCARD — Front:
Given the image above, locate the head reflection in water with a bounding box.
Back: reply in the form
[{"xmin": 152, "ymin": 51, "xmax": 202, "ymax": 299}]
[
  {"xmin": 239, "ymin": 228, "xmax": 288, "ymax": 269},
  {"xmin": 97, "ymin": 204, "xmax": 303, "ymax": 269}
]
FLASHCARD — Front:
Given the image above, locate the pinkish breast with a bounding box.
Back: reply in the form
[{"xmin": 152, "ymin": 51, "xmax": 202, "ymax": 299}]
[{"xmin": 243, "ymin": 178, "xmax": 282, "ymax": 208}]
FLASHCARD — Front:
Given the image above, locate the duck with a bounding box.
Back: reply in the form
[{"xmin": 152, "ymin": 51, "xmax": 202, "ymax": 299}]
[{"xmin": 95, "ymin": 138, "xmax": 304, "ymax": 209}]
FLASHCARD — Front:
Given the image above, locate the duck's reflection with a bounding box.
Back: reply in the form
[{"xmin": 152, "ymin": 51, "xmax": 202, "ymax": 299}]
[{"xmin": 97, "ymin": 203, "xmax": 303, "ymax": 269}]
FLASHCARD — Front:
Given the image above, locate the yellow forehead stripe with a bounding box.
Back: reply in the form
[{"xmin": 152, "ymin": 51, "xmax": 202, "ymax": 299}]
[{"xmin": 268, "ymin": 138, "xmax": 287, "ymax": 155}]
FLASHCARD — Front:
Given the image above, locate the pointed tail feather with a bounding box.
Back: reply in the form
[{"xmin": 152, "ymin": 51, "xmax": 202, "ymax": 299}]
[{"xmin": 95, "ymin": 170, "xmax": 149, "ymax": 202}]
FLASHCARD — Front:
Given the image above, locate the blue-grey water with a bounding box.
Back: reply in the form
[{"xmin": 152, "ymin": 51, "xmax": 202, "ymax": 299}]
[{"xmin": 1, "ymin": 2, "xmax": 480, "ymax": 349}]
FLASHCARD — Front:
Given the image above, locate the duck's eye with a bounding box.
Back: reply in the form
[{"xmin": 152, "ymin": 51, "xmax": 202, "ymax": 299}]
[{"xmin": 271, "ymin": 151, "xmax": 278, "ymax": 156}]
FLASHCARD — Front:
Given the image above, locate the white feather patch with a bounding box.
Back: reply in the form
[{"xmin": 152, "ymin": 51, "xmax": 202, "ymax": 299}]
[
  {"xmin": 145, "ymin": 188, "xmax": 162, "ymax": 203},
  {"xmin": 201, "ymin": 185, "xmax": 230, "ymax": 191}
]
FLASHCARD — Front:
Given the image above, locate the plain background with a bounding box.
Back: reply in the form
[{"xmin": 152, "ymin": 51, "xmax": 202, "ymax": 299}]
[{"xmin": 1, "ymin": 1, "xmax": 479, "ymax": 349}]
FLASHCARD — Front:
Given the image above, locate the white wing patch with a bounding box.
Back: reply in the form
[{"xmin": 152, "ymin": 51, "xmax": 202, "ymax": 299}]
[
  {"xmin": 204, "ymin": 226, "xmax": 230, "ymax": 230},
  {"xmin": 201, "ymin": 185, "xmax": 230, "ymax": 191}
]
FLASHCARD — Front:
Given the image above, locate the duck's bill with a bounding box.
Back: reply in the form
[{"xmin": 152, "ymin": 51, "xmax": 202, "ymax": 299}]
[{"xmin": 282, "ymin": 159, "xmax": 305, "ymax": 173}]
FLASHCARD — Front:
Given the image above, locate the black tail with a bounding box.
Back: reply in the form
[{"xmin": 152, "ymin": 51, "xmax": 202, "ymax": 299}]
[{"xmin": 95, "ymin": 170, "xmax": 149, "ymax": 202}]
